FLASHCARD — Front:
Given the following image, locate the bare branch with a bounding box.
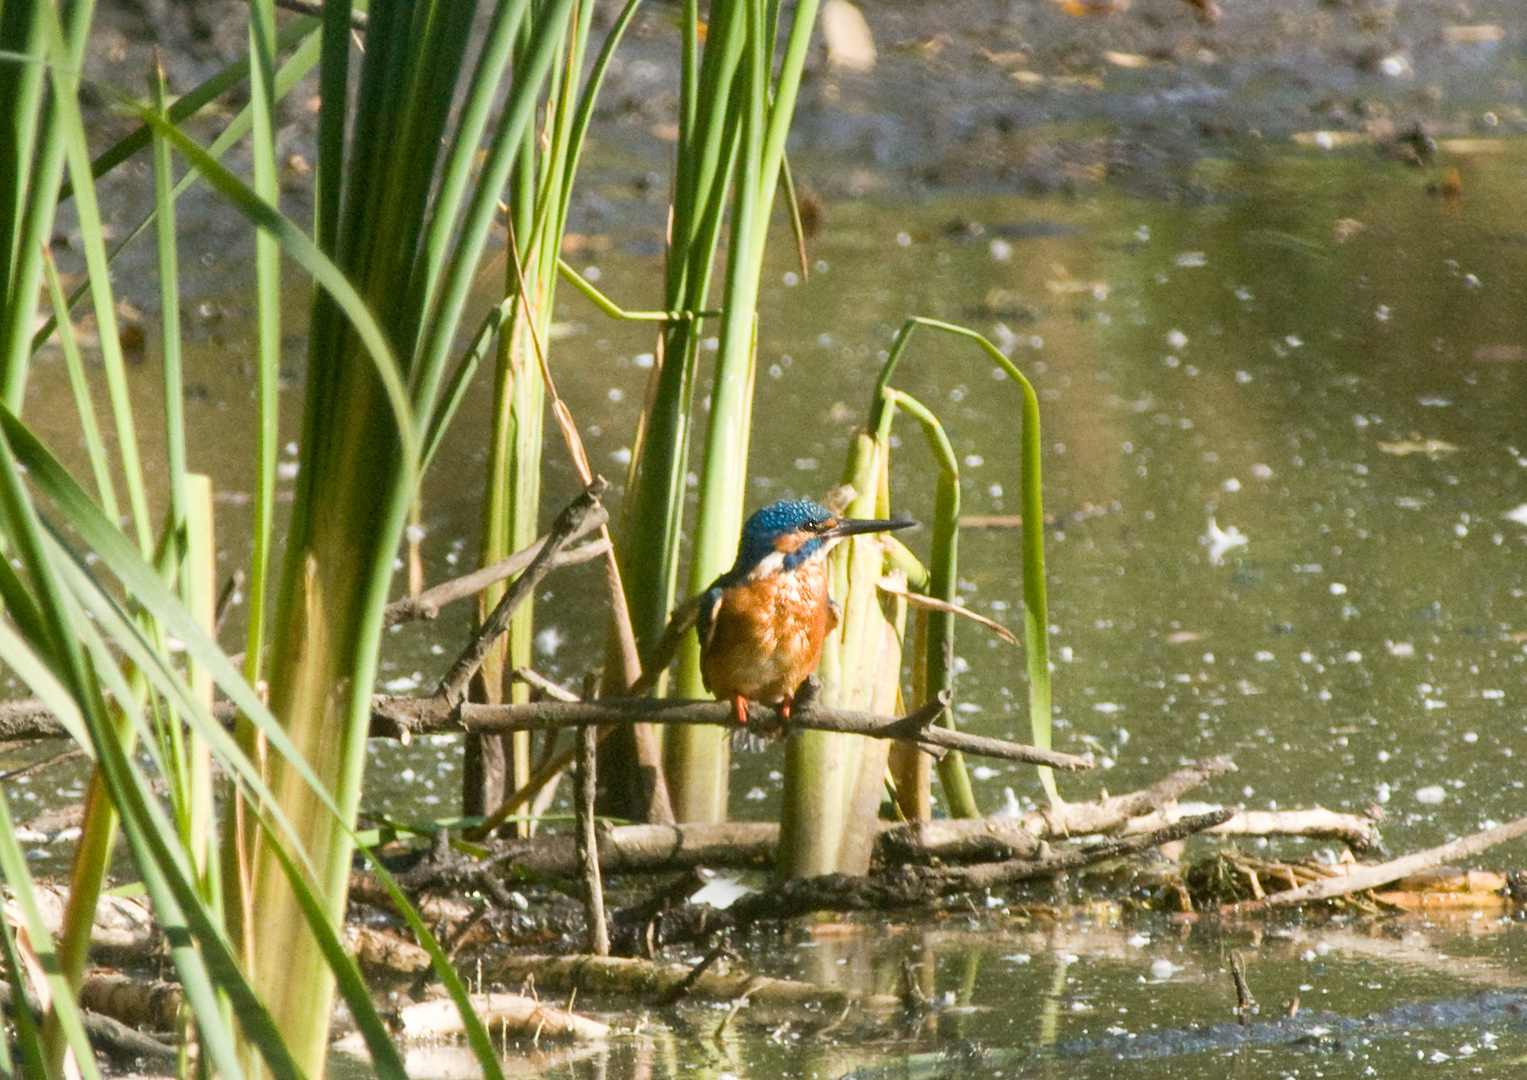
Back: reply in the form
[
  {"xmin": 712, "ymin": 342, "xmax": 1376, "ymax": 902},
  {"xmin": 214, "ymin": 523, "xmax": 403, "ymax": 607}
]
[
  {"xmin": 369, "ymin": 692, "xmax": 1094, "ymax": 770},
  {"xmin": 1226, "ymin": 813, "xmax": 1527, "ymax": 914},
  {"xmin": 383, "ymin": 527, "xmax": 607, "ymax": 628},
  {"xmin": 435, "ymin": 479, "xmax": 608, "ymax": 706}
]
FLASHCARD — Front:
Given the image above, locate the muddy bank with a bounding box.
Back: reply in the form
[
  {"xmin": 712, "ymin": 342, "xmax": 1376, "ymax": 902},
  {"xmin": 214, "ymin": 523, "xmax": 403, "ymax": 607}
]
[{"xmin": 82, "ymin": 0, "xmax": 1527, "ymax": 199}]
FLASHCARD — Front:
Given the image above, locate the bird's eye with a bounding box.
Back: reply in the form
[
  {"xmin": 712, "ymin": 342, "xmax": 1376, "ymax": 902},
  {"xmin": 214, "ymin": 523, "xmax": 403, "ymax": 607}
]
[{"xmin": 805, "ymin": 517, "xmax": 834, "ymax": 533}]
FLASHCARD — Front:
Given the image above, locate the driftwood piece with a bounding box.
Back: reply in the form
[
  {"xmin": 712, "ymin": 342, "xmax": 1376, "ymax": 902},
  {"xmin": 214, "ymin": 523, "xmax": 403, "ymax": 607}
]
[
  {"xmin": 1373, "ymin": 869, "xmax": 1512, "ymax": 911},
  {"xmin": 77, "ymin": 970, "xmax": 184, "ymax": 1032},
  {"xmin": 818, "ymin": 809, "xmax": 1237, "ymax": 906},
  {"xmin": 0, "ymin": 699, "xmax": 90, "ymax": 741},
  {"xmin": 0, "ymin": 978, "xmax": 177, "ymax": 1065},
  {"xmin": 626, "ymin": 811, "xmax": 1235, "ymax": 949},
  {"xmin": 30, "ymin": 882, "xmax": 157, "ymax": 957},
  {"xmin": 871, "ymin": 756, "xmax": 1239, "ymax": 865},
  {"xmin": 489, "ymin": 953, "xmax": 899, "ymax": 1012},
  {"xmin": 1022, "ymin": 755, "xmax": 1238, "ymax": 838},
  {"xmin": 489, "ymin": 761, "xmax": 1372, "ymax": 878},
  {"xmin": 494, "ymin": 822, "xmax": 778, "ymax": 875},
  {"xmin": 393, "ymin": 992, "xmax": 609, "ymax": 1042},
  {"xmin": 1127, "ymin": 806, "xmax": 1381, "ymax": 853},
  {"xmin": 1225, "ymin": 813, "xmax": 1527, "ymax": 913},
  {"xmin": 343, "ymin": 925, "xmax": 432, "ymax": 974}
]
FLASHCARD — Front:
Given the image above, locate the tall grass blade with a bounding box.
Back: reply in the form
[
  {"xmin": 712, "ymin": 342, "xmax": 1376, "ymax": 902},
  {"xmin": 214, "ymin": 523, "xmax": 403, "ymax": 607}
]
[
  {"xmin": 876, "ymin": 388, "xmax": 976, "ymax": 817},
  {"xmin": 40, "ymin": 248, "xmax": 117, "ymax": 518},
  {"xmin": 244, "ymin": 0, "xmax": 282, "ymax": 689},
  {"xmin": 0, "ymin": 0, "xmax": 95, "ymax": 408},
  {"xmin": 41, "ymin": 3, "xmax": 152, "ymax": 556},
  {"xmin": 30, "ymin": 27, "xmax": 324, "ymax": 356},
  {"xmin": 0, "ymin": 898, "xmax": 39, "ymax": 1077}
]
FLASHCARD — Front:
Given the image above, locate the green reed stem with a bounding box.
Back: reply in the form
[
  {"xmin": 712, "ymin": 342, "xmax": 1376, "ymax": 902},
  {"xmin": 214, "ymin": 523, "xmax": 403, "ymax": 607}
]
[
  {"xmin": 40, "ymin": 249, "xmax": 116, "ymax": 519},
  {"xmin": 876, "ymin": 317, "xmax": 1058, "ymax": 806},
  {"xmin": 879, "ymin": 388, "xmax": 977, "ymax": 818}
]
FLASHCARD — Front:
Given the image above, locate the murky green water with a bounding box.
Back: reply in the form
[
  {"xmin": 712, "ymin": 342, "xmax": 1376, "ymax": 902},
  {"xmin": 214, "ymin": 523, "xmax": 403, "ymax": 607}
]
[
  {"xmin": 364, "ymin": 137, "xmax": 1527, "ymax": 1078},
  {"xmin": 368, "ymin": 138, "xmax": 1527, "ymax": 854},
  {"xmin": 13, "ymin": 117, "xmax": 1527, "ymax": 1080},
  {"xmin": 327, "ymin": 910, "xmax": 1527, "ymax": 1080}
]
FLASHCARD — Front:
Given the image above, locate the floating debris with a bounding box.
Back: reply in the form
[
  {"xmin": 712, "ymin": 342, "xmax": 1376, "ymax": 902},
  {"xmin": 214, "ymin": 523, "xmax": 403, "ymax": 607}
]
[
  {"xmin": 1378, "ymin": 436, "xmax": 1457, "ymax": 459},
  {"xmin": 1203, "ymin": 517, "xmax": 1247, "ymax": 565},
  {"xmin": 822, "ymin": 0, "xmax": 876, "ymax": 72}
]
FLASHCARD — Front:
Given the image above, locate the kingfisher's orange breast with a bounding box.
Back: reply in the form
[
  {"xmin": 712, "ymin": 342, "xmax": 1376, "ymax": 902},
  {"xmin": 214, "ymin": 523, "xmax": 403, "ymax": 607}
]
[{"xmin": 700, "ymin": 563, "xmax": 832, "ymax": 705}]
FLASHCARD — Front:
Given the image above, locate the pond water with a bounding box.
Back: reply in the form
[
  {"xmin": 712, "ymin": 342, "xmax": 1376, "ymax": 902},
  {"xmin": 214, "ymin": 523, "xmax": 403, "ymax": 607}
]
[
  {"xmin": 10, "ymin": 3, "xmax": 1527, "ymax": 1076},
  {"xmin": 374, "ymin": 137, "xmax": 1527, "ymax": 851},
  {"xmin": 365, "ymin": 135, "xmax": 1527, "ymax": 1078}
]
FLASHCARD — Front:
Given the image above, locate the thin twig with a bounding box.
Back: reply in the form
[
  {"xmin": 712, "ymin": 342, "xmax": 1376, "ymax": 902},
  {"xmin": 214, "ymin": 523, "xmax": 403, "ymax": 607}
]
[
  {"xmin": 383, "ymin": 532, "xmax": 608, "ymax": 628},
  {"xmin": 511, "ymin": 668, "xmax": 582, "ymax": 703},
  {"xmin": 3, "ymin": 690, "xmax": 1092, "ymax": 770},
  {"xmin": 213, "ymin": 570, "xmax": 244, "ymax": 634},
  {"xmin": 0, "ymin": 746, "xmax": 86, "ymax": 784},
  {"xmin": 270, "ymin": 0, "xmax": 368, "ymax": 31},
  {"xmin": 659, "ymin": 937, "xmax": 729, "ymax": 1006},
  {"xmin": 435, "ymin": 480, "xmax": 608, "ymax": 707},
  {"xmin": 576, "ymin": 724, "xmax": 608, "ymax": 956}
]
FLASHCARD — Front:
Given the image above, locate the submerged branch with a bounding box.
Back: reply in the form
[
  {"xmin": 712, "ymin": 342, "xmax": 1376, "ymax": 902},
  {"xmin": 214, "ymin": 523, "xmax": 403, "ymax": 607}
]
[{"xmin": 487, "ymin": 953, "xmax": 900, "ymax": 1012}]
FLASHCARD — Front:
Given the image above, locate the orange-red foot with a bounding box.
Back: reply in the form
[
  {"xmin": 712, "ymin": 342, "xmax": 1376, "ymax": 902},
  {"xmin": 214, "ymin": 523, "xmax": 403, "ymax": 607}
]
[
  {"xmin": 731, "ymin": 694, "xmax": 749, "ymax": 727},
  {"xmin": 756, "ymin": 696, "xmax": 792, "ymax": 740}
]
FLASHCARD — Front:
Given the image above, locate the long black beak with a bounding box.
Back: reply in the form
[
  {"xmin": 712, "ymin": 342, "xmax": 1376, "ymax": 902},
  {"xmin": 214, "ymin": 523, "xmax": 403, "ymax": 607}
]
[{"xmin": 819, "ymin": 515, "xmax": 917, "ymax": 542}]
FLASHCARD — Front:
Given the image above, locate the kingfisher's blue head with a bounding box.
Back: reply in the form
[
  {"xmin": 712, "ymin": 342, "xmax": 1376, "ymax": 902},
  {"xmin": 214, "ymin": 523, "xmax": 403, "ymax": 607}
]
[{"xmin": 724, "ymin": 498, "xmax": 915, "ymax": 582}]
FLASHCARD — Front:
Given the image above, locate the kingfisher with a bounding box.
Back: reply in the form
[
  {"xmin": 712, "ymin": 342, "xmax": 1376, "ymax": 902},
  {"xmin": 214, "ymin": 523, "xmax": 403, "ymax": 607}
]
[{"xmin": 697, "ymin": 498, "xmax": 914, "ymax": 728}]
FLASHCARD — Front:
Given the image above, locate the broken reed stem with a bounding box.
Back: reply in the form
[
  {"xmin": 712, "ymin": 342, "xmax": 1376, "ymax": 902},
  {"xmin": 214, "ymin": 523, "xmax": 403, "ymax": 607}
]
[
  {"xmin": 1230, "ymin": 951, "xmax": 1254, "ymax": 1025},
  {"xmin": 576, "ymin": 724, "xmax": 608, "ymax": 956},
  {"xmin": 435, "ymin": 479, "xmax": 608, "ymax": 707}
]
